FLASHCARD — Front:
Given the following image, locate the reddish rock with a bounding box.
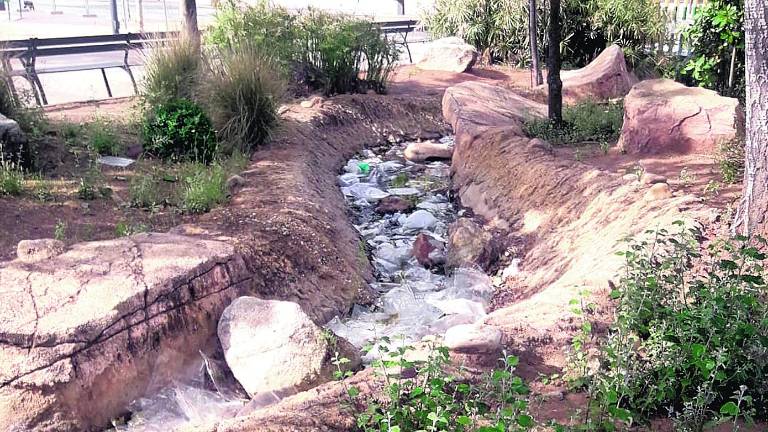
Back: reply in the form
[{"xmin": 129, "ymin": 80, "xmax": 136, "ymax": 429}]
[
  {"xmin": 412, "ymin": 233, "xmax": 446, "ymax": 268},
  {"xmin": 375, "ymin": 196, "xmax": 414, "ymax": 214},
  {"xmin": 417, "ymin": 37, "xmax": 478, "ymax": 73},
  {"xmin": 552, "ymin": 44, "xmax": 637, "ymax": 103},
  {"xmin": 618, "ymin": 79, "xmax": 744, "ymax": 155}
]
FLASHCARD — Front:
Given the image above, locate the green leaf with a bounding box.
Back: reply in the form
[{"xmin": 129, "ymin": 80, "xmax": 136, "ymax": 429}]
[
  {"xmin": 720, "ymin": 401, "xmax": 740, "ymax": 416},
  {"xmin": 517, "ymin": 414, "xmax": 534, "ymax": 427},
  {"xmin": 457, "ymin": 416, "xmax": 471, "ymax": 426},
  {"xmin": 347, "ymin": 386, "xmax": 360, "ymax": 398}
]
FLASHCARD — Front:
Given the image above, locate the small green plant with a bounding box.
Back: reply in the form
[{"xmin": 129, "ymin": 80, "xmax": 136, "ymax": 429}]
[
  {"xmin": 679, "ymin": 166, "xmax": 696, "ymax": 187},
  {"xmin": 179, "ymin": 162, "xmax": 228, "ymax": 214},
  {"xmin": 53, "ymin": 219, "xmax": 67, "ymax": 241},
  {"xmin": 631, "ymin": 164, "xmax": 645, "ymax": 182},
  {"xmin": 575, "ymin": 223, "xmax": 768, "ymax": 430},
  {"xmin": 77, "ymin": 177, "xmax": 97, "ymax": 200},
  {"xmin": 599, "ymin": 140, "xmax": 610, "ymax": 155},
  {"xmin": 574, "ymin": 148, "xmax": 583, "ymax": 162},
  {"xmin": 129, "ymin": 172, "xmax": 163, "ymax": 209},
  {"xmin": 142, "ymin": 99, "xmax": 218, "ymax": 163},
  {"xmin": 704, "ymin": 179, "xmax": 722, "ymax": 199},
  {"xmin": 341, "ymin": 337, "xmax": 535, "ymax": 432},
  {"xmin": 85, "ymin": 117, "xmax": 122, "ymax": 155},
  {"xmin": 114, "ymin": 221, "xmax": 149, "ymax": 237},
  {"xmin": 524, "ymin": 101, "xmax": 624, "ymax": 146},
  {"xmin": 0, "ymin": 160, "xmax": 24, "ymax": 195},
  {"xmin": 390, "ymin": 173, "xmax": 409, "ymax": 188},
  {"xmin": 29, "ymin": 173, "xmax": 53, "ymax": 201},
  {"xmin": 718, "ymin": 136, "xmax": 745, "ymax": 184},
  {"xmin": 59, "ymin": 121, "xmax": 83, "ymax": 145}
]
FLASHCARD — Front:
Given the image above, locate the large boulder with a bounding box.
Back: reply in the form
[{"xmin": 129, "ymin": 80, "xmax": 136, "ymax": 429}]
[
  {"xmin": 618, "ymin": 79, "xmax": 744, "ymax": 155},
  {"xmin": 217, "ymin": 297, "xmax": 360, "ymax": 398},
  {"xmin": 536, "ymin": 44, "xmax": 636, "ymax": 103},
  {"xmin": 0, "ymin": 113, "xmax": 31, "ymax": 167},
  {"xmin": 417, "ymin": 37, "xmax": 478, "ymax": 73},
  {"xmin": 447, "ymin": 218, "xmax": 495, "ymax": 271}
]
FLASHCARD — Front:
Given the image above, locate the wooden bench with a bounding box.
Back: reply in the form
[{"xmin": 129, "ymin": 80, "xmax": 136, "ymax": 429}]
[
  {"xmin": 375, "ymin": 19, "xmax": 419, "ymax": 63},
  {"xmin": 1, "ymin": 32, "xmax": 174, "ymax": 105}
]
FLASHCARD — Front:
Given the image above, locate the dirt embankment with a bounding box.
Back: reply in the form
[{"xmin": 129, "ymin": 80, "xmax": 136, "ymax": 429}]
[{"xmin": 0, "ymin": 94, "xmax": 448, "ymax": 432}]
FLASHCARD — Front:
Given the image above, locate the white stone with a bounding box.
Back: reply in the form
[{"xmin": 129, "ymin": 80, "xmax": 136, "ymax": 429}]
[{"xmin": 444, "ymin": 324, "xmax": 503, "ymax": 353}]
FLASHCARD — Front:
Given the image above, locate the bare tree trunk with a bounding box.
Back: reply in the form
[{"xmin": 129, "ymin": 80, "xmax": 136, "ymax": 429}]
[
  {"xmin": 180, "ymin": 0, "xmax": 200, "ymax": 45},
  {"xmin": 547, "ymin": 0, "xmax": 563, "ymax": 123},
  {"xmin": 733, "ymin": 0, "xmax": 768, "ymax": 236},
  {"xmin": 138, "ymin": 0, "xmax": 144, "ymax": 32},
  {"xmin": 529, "ymin": 0, "xmax": 543, "ymax": 86}
]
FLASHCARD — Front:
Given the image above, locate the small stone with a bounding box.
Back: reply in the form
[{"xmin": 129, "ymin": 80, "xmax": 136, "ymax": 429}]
[
  {"xmin": 412, "ymin": 233, "xmax": 446, "ymax": 268},
  {"xmin": 17, "ymin": 239, "xmax": 65, "ymax": 262},
  {"xmin": 444, "ymin": 324, "xmax": 503, "ymax": 354},
  {"xmin": 376, "ymin": 196, "xmax": 414, "ymax": 214},
  {"xmin": 622, "ymin": 173, "xmax": 639, "ymax": 182},
  {"xmin": 226, "ymin": 175, "xmax": 247, "ymax": 195},
  {"xmin": 641, "ymin": 173, "xmax": 667, "ymax": 185},
  {"xmin": 645, "ymin": 182, "xmax": 673, "ymax": 200},
  {"xmin": 300, "ymin": 96, "xmax": 323, "ymax": 109}
]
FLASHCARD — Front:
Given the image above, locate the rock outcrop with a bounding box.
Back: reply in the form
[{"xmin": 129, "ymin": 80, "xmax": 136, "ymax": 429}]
[
  {"xmin": 618, "ymin": 79, "xmax": 744, "ymax": 155},
  {"xmin": 0, "ymin": 113, "xmax": 31, "ymax": 167},
  {"xmin": 218, "ymin": 297, "xmax": 360, "ymax": 398},
  {"xmin": 558, "ymin": 44, "xmax": 637, "ymax": 103},
  {"xmin": 417, "ymin": 37, "xmax": 478, "ymax": 73}
]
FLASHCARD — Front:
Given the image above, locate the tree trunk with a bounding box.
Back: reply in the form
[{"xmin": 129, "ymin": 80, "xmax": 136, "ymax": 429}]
[
  {"xmin": 733, "ymin": 0, "xmax": 768, "ymax": 236},
  {"xmin": 547, "ymin": 0, "xmax": 563, "ymax": 123},
  {"xmin": 180, "ymin": 0, "xmax": 200, "ymax": 46},
  {"xmin": 529, "ymin": 0, "xmax": 543, "ymax": 86},
  {"xmin": 138, "ymin": 0, "xmax": 144, "ymax": 32}
]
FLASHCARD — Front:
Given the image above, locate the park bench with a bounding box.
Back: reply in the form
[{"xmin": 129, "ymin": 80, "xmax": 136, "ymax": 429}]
[
  {"xmin": 1, "ymin": 32, "xmax": 174, "ymax": 105},
  {"xmin": 375, "ymin": 19, "xmax": 420, "ymax": 63}
]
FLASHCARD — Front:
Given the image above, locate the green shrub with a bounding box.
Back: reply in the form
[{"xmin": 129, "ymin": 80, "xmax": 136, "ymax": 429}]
[
  {"xmin": 179, "ymin": 163, "xmax": 228, "ymax": 214},
  {"xmin": 336, "ymin": 338, "xmax": 534, "ymax": 431},
  {"xmin": 142, "ymin": 99, "xmax": 218, "ymax": 162},
  {"xmin": 422, "ymin": 0, "xmax": 662, "ymax": 67},
  {"xmin": 718, "ymin": 136, "xmax": 745, "ymax": 184},
  {"xmin": 523, "ymin": 101, "xmax": 623, "ymax": 145},
  {"xmin": 141, "ymin": 37, "xmax": 202, "ymax": 109},
  {"xmin": 85, "ymin": 118, "xmax": 121, "ymax": 155},
  {"xmin": 207, "ymin": 2, "xmax": 398, "ymax": 95},
  {"xmin": 0, "ymin": 160, "xmax": 23, "ymax": 195},
  {"xmin": 576, "ymin": 223, "xmax": 768, "ymax": 430},
  {"xmin": 114, "ymin": 221, "xmax": 149, "ymax": 237},
  {"xmin": 202, "ymin": 44, "xmax": 284, "ymax": 153}
]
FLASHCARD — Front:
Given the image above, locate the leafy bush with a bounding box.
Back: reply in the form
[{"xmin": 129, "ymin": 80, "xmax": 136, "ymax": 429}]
[
  {"xmin": 201, "ymin": 43, "xmax": 284, "ymax": 153},
  {"xmin": 141, "ymin": 37, "xmax": 202, "ymax": 109},
  {"xmin": 523, "ymin": 101, "xmax": 623, "ymax": 145},
  {"xmin": 336, "ymin": 338, "xmax": 534, "ymax": 431},
  {"xmin": 422, "ymin": 0, "xmax": 663, "ymax": 67},
  {"xmin": 142, "ymin": 99, "xmax": 218, "ymax": 163},
  {"xmin": 179, "ymin": 162, "xmax": 228, "ymax": 214},
  {"xmin": 718, "ymin": 136, "xmax": 745, "ymax": 184},
  {"xmin": 576, "ymin": 223, "xmax": 768, "ymax": 430},
  {"xmin": 683, "ymin": 0, "xmax": 744, "ymax": 100},
  {"xmin": 207, "ymin": 2, "xmax": 398, "ymax": 95}
]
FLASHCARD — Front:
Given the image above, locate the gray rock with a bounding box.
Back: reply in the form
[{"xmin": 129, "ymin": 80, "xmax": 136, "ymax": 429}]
[
  {"xmin": 417, "ymin": 37, "xmax": 478, "ymax": 73},
  {"xmin": 16, "ymin": 238, "xmax": 65, "ymax": 262},
  {"xmin": 444, "ymin": 324, "xmax": 503, "ymax": 353}
]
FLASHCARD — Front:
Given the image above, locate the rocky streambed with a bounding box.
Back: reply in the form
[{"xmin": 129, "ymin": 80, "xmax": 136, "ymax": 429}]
[{"xmin": 111, "ymin": 136, "xmax": 501, "ymax": 431}]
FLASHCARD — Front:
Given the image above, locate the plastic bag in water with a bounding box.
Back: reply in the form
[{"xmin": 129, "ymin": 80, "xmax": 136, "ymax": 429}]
[{"xmin": 402, "ymin": 210, "xmax": 438, "ymax": 231}]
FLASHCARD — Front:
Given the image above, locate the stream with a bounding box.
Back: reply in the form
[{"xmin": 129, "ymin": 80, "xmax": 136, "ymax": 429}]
[{"xmin": 113, "ymin": 136, "xmax": 494, "ymax": 431}]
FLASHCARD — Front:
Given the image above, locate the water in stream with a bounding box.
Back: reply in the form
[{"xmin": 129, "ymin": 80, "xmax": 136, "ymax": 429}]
[
  {"xmin": 327, "ymin": 136, "xmax": 494, "ymax": 360},
  {"xmin": 113, "ymin": 136, "xmax": 494, "ymax": 430}
]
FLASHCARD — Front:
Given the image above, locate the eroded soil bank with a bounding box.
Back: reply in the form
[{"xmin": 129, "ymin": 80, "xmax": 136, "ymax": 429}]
[{"xmin": 0, "ymin": 94, "xmax": 448, "ymax": 432}]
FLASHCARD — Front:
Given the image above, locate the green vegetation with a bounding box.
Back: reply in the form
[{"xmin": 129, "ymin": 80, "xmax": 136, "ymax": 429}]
[
  {"xmin": 523, "ymin": 101, "xmax": 623, "ymax": 146},
  {"xmin": 0, "ymin": 160, "xmax": 23, "ymax": 195},
  {"xmin": 53, "ymin": 219, "xmax": 67, "ymax": 241},
  {"xmin": 142, "ymin": 99, "xmax": 218, "ymax": 162},
  {"xmin": 179, "ymin": 162, "xmax": 228, "ymax": 214},
  {"xmin": 207, "ymin": 1, "xmax": 398, "ymax": 95},
  {"xmin": 683, "ymin": 0, "xmax": 744, "ymax": 100},
  {"xmin": 202, "ymin": 43, "xmax": 284, "ymax": 153},
  {"xmin": 114, "ymin": 221, "xmax": 149, "ymax": 237},
  {"xmin": 390, "ymin": 173, "xmax": 409, "ymax": 188},
  {"xmin": 85, "ymin": 117, "xmax": 122, "ymax": 156},
  {"xmin": 336, "ymin": 338, "xmax": 534, "ymax": 431},
  {"xmin": 129, "ymin": 172, "xmax": 164, "ymax": 209},
  {"xmin": 568, "ymin": 223, "xmax": 768, "ymax": 430},
  {"xmin": 422, "ymin": 0, "xmax": 663, "ymax": 67},
  {"xmin": 141, "ymin": 37, "xmax": 202, "ymax": 108}
]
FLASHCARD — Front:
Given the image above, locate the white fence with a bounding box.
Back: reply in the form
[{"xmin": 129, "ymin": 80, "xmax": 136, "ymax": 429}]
[{"xmin": 658, "ymin": 0, "xmax": 707, "ymax": 56}]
